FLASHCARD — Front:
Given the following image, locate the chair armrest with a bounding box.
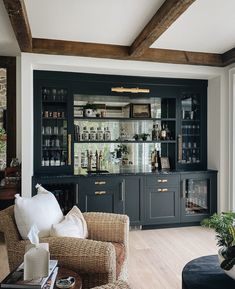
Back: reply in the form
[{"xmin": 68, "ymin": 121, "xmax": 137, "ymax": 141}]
[
  {"xmin": 41, "ymin": 237, "xmax": 116, "ymax": 276},
  {"xmin": 83, "ymin": 212, "xmax": 129, "ymax": 244},
  {"xmin": 91, "ymin": 280, "xmax": 131, "ymax": 289}
]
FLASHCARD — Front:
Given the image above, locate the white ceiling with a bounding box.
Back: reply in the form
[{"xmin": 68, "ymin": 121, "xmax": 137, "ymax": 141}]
[
  {"xmin": 0, "ymin": 0, "xmax": 235, "ymax": 57},
  {"xmin": 0, "ymin": 0, "xmax": 20, "ymax": 56},
  {"xmin": 151, "ymin": 0, "xmax": 235, "ymax": 53},
  {"xmin": 24, "ymin": 0, "xmax": 165, "ymax": 46}
]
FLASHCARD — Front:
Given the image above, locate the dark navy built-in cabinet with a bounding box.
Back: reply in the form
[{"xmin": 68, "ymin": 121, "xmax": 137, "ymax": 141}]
[{"xmin": 33, "ymin": 71, "xmax": 217, "ymax": 227}]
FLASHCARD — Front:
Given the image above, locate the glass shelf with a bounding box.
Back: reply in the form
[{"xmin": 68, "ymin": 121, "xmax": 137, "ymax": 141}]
[
  {"xmin": 74, "ymin": 117, "xmax": 176, "ymax": 121},
  {"xmin": 75, "ymin": 140, "xmax": 176, "ymax": 144}
]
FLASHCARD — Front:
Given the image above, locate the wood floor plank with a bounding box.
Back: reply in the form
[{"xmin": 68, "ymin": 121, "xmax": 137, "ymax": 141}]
[{"xmin": 0, "ymin": 227, "xmax": 217, "ymax": 288}]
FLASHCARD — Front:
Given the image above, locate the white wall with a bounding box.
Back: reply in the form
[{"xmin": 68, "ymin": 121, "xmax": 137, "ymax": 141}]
[
  {"xmin": 18, "ymin": 53, "xmax": 227, "ymax": 211},
  {"xmin": 208, "ymin": 74, "xmax": 229, "ymax": 212}
]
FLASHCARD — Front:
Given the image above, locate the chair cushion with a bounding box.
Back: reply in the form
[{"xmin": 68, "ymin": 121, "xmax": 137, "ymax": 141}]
[
  {"xmin": 112, "ymin": 242, "xmax": 125, "ymax": 278},
  {"xmin": 50, "ymin": 205, "xmax": 88, "ymax": 239},
  {"xmin": 14, "ymin": 184, "xmax": 63, "ymax": 239}
]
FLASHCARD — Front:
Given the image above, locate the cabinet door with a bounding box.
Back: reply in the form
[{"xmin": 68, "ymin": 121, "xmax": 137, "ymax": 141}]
[
  {"xmin": 180, "ymin": 172, "xmax": 217, "ymax": 223},
  {"xmin": 78, "ymin": 177, "xmax": 124, "ymax": 214},
  {"xmin": 177, "ymin": 88, "xmax": 207, "ymax": 171},
  {"xmin": 124, "ymin": 176, "xmax": 143, "ymax": 225},
  {"xmin": 34, "ymin": 75, "xmax": 74, "ymax": 175},
  {"xmin": 145, "ymin": 186, "xmax": 180, "ymax": 225}
]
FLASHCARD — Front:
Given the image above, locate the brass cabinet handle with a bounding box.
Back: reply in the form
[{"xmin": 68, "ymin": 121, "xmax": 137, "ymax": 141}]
[
  {"xmin": 68, "ymin": 134, "xmax": 72, "ymax": 165},
  {"xmin": 158, "ymin": 188, "xmax": 168, "ymax": 192},
  {"xmin": 95, "ymin": 191, "xmax": 106, "ymax": 195},
  {"xmin": 95, "ymin": 181, "xmax": 106, "ymax": 185},
  {"xmin": 158, "ymin": 179, "xmax": 168, "ymax": 183}
]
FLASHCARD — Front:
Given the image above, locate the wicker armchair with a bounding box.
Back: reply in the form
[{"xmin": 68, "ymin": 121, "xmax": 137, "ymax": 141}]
[
  {"xmin": 91, "ymin": 280, "xmax": 131, "ymax": 289},
  {"xmin": 0, "ymin": 206, "xmax": 129, "ymax": 289}
]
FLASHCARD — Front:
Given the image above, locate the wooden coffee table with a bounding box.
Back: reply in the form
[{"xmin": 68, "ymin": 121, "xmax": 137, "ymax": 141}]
[{"xmin": 56, "ymin": 267, "xmax": 82, "ymax": 289}]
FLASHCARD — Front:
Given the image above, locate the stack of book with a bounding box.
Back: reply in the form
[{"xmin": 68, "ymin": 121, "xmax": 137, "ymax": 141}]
[{"xmin": 1, "ymin": 260, "xmax": 58, "ymax": 289}]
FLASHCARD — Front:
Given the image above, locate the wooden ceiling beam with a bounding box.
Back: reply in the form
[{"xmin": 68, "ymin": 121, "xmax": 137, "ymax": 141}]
[
  {"xmin": 130, "ymin": 0, "xmax": 196, "ymax": 57},
  {"xmin": 222, "ymin": 48, "xmax": 235, "ymax": 66},
  {"xmin": 32, "ymin": 38, "xmax": 223, "ymax": 67},
  {"xmin": 3, "ymin": 0, "xmax": 32, "ymax": 52}
]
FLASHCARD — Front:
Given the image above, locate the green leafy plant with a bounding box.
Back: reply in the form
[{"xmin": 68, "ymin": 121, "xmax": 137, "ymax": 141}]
[
  {"xmin": 201, "ymin": 212, "xmax": 235, "ymax": 270},
  {"xmin": 84, "ymin": 102, "xmax": 97, "ymax": 110},
  {"xmin": 140, "ymin": 133, "xmax": 150, "ymax": 141}
]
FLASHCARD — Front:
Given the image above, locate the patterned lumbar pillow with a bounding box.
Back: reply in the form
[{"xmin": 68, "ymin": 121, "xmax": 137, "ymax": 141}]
[
  {"xmin": 50, "ymin": 205, "xmax": 88, "ymax": 239},
  {"xmin": 14, "ymin": 184, "xmax": 63, "ymax": 239}
]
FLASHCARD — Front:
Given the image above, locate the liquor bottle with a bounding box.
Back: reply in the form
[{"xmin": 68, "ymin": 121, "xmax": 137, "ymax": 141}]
[
  {"xmin": 50, "ymin": 152, "xmax": 55, "ymax": 166},
  {"xmin": 61, "ymin": 152, "xmax": 66, "ymax": 166},
  {"xmin": 96, "ymin": 127, "xmax": 104, "ymax": 141},
  {"xmin": 104, "ymin": 127, "xmax": 111, "ymax": 141},
  {"xmin": 44, "ymin": 152, "xmax": 50, "ymax": 166},
  {"xmin": 82, "ymin": 127, "xmax": 89, "ymax": 141},
  {"xmin": 41, "ymin": 155, "xmax": 45, "ymax": 166},
  {"xmin": 151, "ymin": 149, "xmax": 158, "ymax": 171},
  {"xmin": 160, "ymin": 124, "xmax": 167, "ymax": 140},
  {"xmin": 165, "ymin": 124, "xmax": 171, "ymax": 140},
  {"xmin": 89, "ymin": 127, "xmax": 96, "ymax": 141},
  {"xmin": 152, "ymin": 124, "xmax": 158, "ymax": 141}
]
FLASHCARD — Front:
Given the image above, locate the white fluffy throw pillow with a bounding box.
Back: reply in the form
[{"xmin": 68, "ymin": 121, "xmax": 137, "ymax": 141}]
[
  {"xmin": 50, "ymin": 206, "xmax": 88, "ymax": 239},
  {"xmin": 14, "ymin": 184, "xmax": 63, "ymax": 239}
]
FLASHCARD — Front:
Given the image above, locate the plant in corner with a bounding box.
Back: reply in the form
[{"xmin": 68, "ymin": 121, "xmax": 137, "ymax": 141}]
[{"xmin": 201, "ymin": 212, "xmax": 235, "ymax": 274}]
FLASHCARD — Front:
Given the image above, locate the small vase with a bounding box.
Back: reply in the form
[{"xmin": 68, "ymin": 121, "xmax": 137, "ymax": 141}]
[
  {"xmin": 218, "ymin": 247, "xmax": 235, "ymax": 280},
  {"xmin": 84, "ymin": 109, "xmax": 94, "ymax": 117}
]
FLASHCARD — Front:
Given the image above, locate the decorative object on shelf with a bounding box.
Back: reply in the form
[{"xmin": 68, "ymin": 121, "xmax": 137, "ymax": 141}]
[
  {"xmin": 10, "ymin": 158, "xmax": 20, "ymax": 167},
  {"xmin": 140, "ymin": 133, "xmax": 150, "ymax": 141},
  {"xmin": 160, "ymin": 157, "xmax": 170, "ymax": 170},
  {"xmin": 151, "ymin": 149, "xmax": 158, "ymax": 171},
  {"xmin": 111, "ymin": 86, "xmax": 150, "ymax": 94},
  {"xmin": 133, "ymin": 134, "xmax": 140, "ymax": 141},
  {"xmin": 113, "ymin": 144, "xmax": 129, "ymax": 159},
  {"xmin": 201, "ymin": 212, "xmax": 235, "ymax": 280},
  {"xmin": 130, "ymin": 104, "xmax": 151, "ymax": 118},
  {"xmin": 83, "ymin": 102, "xmax": 97, "ymax": 117}
]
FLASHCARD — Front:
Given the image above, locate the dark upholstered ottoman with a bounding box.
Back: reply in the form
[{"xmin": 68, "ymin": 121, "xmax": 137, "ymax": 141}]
[{"xmin": 182, "ymin": 255, "xmax": 235, "ymax": 289}]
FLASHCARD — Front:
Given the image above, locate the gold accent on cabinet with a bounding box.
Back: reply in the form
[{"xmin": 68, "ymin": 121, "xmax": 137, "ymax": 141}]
[
  {"xmin": 95, "ymin": 181, "xmax": 106, "ymax": 185},
  {"xmin": 95, "ymin": 191, "xmax": 107, "ymax": 195},
  {"xmin": 111, "ymin": 87, "xmax": 150, "ymax": 94}
]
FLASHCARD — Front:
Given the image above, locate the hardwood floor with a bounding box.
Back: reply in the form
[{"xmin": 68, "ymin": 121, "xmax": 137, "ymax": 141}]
[{"xmin": 0, "ymin": 227, "xmax": 217, "ymax": 289}]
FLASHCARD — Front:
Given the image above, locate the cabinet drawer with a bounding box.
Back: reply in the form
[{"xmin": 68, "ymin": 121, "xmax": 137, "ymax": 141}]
[
  {"xmin": 79, "ymin": 177, "xmax": 124, "ymax": 196},
  {"xmin": 146, "ymin": 175, "xmax": 179, "ymax": 187}
]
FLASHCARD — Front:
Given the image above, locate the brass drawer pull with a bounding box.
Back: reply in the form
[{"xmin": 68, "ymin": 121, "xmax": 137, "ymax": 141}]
[
  {"xmin": 158, "ymin": 179, "xmax": 168, "ymax": 183},
  {"xmin": 95, "ymin": 191, "xmax": 106, "ymax": 195},
  {"xmin": 158, "ymin": 188, "xmax": 168, "ymax": 192},
  {"xmin": 95, "ymin": 181, "xmax": 106, "ymax": 185}
]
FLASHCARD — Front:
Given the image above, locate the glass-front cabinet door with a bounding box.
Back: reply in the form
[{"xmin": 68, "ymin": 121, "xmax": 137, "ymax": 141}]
[
  {"xmin": 180, "ymin": 172, "xmax": 217, "ymax": 222},
  {"xmin": 177, "ymin": 91, "xmax": 206, "ymax": 170},
  {"xmin": 34, "ymin": 77, "xmax": 73, "ymax": 175}
]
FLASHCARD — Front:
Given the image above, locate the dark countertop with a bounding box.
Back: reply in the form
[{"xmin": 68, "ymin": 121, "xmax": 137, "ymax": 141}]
[{"xmin": 33, "ymin": 166, "xmax": 217, "ymax": 180}]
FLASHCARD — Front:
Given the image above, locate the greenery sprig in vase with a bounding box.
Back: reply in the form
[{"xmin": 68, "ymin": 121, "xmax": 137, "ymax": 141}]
[{"xmin": 201, "ymin": 212, "xmax": 235, "ymax": 271}]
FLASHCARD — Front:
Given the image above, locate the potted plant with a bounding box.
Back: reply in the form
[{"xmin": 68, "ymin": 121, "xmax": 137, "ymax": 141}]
[
  {"xmin": 133, "ymin": 134, "xmax": 140, "ymax": 141},
  {"xmin": 201, "ymin": 212, "xmax": 235, "ymax": 279},
  {"xmin": 140, "ymin": 133, "xmax": 150, "ymax": 141}
]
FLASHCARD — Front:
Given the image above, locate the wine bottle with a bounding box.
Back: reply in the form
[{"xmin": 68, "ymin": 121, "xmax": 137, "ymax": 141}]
[{"xmin": 160, "ymin": 124, "xmax": 167, "ymax": 140}]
